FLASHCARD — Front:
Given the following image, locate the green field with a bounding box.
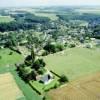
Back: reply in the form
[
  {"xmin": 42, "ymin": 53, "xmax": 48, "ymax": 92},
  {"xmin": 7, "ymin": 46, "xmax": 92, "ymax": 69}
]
[
  {"xmin": 0, "ymin": 48, "xmax": 42, "ymax": 100},
  {"xmin": 0, "ymin": 16, "xmax": 14, "ymax": 23},
  {"xmin": 43, "ymin": 47, "xmax": 100, "ymax": 81},
  {"xmin": 75, "ymin": 8, "xmax": 100, "ymax": 14},
  {"xmin": 34, "ymin": 13, "xmax": 58, "ymax": 20},
  {"xmin": 0, "ymin": 48, "xmax": 23, "ymax": 74}
]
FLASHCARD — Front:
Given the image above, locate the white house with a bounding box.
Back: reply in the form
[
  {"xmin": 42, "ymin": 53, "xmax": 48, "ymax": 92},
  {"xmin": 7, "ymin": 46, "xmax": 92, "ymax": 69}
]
[{"xmin": 36, "ymin": 71, "xmax": 53, "ymax": 85}]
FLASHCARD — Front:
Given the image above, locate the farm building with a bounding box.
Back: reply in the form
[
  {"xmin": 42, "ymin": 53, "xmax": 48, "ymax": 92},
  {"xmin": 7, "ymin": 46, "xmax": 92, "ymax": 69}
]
[{"xmin": 36, "ymin": 71, "xmax": 53, "ymax": 85}]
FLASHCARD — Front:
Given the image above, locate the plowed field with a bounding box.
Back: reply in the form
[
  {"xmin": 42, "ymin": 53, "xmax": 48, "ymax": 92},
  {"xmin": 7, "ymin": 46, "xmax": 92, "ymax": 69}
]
[{"xmin": 47, "ymin": 72, "xmax": 100, "ymax": 100}]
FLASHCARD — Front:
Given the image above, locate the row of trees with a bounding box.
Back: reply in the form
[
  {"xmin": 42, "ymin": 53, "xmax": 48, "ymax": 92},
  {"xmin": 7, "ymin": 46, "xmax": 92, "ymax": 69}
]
[
  {"xmin": 57, "ymin": 13, "xmax": 100, "ymax": 24},
  {"xmin": 93, "ymin": 25, "xmax": 100, "ymax": 39},
  {"xmin": 0, "ymin": 21, "xmax": 37, "ymax": 32}
]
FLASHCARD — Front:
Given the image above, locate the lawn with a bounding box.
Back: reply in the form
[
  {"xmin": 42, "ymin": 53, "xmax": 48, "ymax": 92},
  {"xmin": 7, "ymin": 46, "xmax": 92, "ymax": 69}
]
[
  {"xmin": 43, "ymin": 47, "xmax": 100, "ymax": 81},
  {"xmin": 0, "ymin": 16, "xmax": 14, "ymax": 23},
  {"xmin": 29, "ymin": 79, "xmax": 59, "ymax": 94},
  {"xmin": 0, "ymin": 48, "xmax": 42, "ymax": 100}
]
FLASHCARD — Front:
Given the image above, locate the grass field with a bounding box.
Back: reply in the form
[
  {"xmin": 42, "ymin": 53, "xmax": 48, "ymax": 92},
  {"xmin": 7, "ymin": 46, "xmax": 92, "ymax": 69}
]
[
  {"xmin": 0, "ymin": 48, "xmax": 23, "ymax": 74},
  {"xmin": 0, "ymin": 72, "xmax": 25, "ymax": 100},
  {"xmin": 0, "ymin": 48, "xmax": 42, "ymax": 100},
  {"xmin": 47, "ymin": 72, "xmax": 100, "ymax": 100},
  {"xmin": 34, "ymin": 13, "xmax": 58, "ymax": 20},
  {"xmin": 75, "ymin": 8, "xmax": 100, "ymax": 14},
  {"xmin": 0, "ymin": 16, "xmax": 14, "ymax": 23},
  {"xmin": 43, "ymin": 47, "xmax": 100, "ymax": 80}
]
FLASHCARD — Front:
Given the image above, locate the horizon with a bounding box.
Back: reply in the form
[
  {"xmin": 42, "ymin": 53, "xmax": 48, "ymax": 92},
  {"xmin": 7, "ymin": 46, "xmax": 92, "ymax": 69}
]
[
  {"xmin": 0, "ymin": 5, "xmax": 100, "ymax": 9},
  {"xmin": 1, "ymin": 0, "xmax": 100, "ymax": 8}
]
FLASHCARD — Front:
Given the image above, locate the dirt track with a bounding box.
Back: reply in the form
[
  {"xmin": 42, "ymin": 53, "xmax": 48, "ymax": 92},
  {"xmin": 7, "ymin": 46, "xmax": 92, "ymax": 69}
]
[{"xmin": 48, "ymin": 72, "xmax": 100, "ymax": 100}]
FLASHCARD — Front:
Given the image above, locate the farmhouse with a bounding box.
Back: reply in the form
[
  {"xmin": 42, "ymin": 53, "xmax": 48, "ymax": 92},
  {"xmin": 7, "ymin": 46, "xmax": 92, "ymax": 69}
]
[{"xmin": 36, "ymin": 71, "xmax": 53, "ymax": 85}]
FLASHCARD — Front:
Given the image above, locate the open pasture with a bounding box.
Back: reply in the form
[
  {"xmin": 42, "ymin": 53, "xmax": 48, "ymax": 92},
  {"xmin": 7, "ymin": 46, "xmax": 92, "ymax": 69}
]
[
  {"xmin": 0, "ymin": 16, "xmax": 14, "ymax": 23},
  {"xmin": 43, "ymin": 47, "xmax": 100, "ymax": 80},
  {"xmin": 0, "ymin": 48, "xmax": 23, "ymax": 74},
  {"xmin": 75, "ymin": 8, "xmax": 100, "ymax": 14},
  {"xmin": 0, "ymin": 48, "xmax": 23, "ymax": 68},
  {"xmin": 34, "ymin": 13, "xmax": 58, "ymax": 20}
]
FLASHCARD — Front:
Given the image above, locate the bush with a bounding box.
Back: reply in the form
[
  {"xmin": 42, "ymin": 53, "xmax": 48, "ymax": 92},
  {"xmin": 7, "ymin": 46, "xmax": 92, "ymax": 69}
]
[
  {"xmin": 38, "ymin": 68, "xmax": 45, "ymax": 75},
  {"xmin": 44, "ymin": 43, "xmax": 65, "ymax": 53},
  {"xmin": 44, "ymin": 43, "xmax": 56, "ymax": 53},
  {"xmin": 42, "ymin": 51, "xmax": 49, "ymax": 56},
  {"xmin": 0, "ymin": 56, "xmax": 2, "ymax": 59},
  {"xmin": 60, "ymin": 75, "xmax": 69, "ymax": 83},
  {"xmin": 54, "ymin": 83, "xmax": 59, "ymax": 89},
  {"xmin": 69, "ymin": 43, "xmax": 76, "ymax": 48},
  {"xmin": 9, "ymin": 51, "xmax": 13, "ymax": 55},
  {"xmin": 56, "ymin": 44, "xmax": 64, "ymax": 51},
  {"xmin": 64, "ymin": 42, "xmax": 68, "ymax": 47},
  {"xmin": 42, "ymin": 96, "xmax": 46, "ymax": 100},
  {"xmin": 39, "ymin": 59, "xmax": 46, "ymax": 67}
]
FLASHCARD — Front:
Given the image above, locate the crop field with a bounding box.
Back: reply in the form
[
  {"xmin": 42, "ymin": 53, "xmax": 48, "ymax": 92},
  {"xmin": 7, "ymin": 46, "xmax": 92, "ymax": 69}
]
[
  {"xmin": 34, "ymin": 13, "xmax": 58, "ymax": 20},
  {"xmin": 0, "ymin": 72, "xmax": 25, "ymax": 100},
  {"xmin": 43, "ymin": 47, "xmax": 100, "ymax": 80},
  {"xmin": 0, "ymin": 16, "xmax": 14, "ymax": 23},
  {"xmin": 47, "ymin": 72, "xmax": 100, "ymax": 100}
]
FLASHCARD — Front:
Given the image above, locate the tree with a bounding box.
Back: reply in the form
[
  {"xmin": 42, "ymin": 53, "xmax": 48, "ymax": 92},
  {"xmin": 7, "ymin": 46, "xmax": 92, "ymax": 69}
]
[
  {"xmin": 24, "ymin": 55, "xmax": 32, "ymax": 66},
  {"xmin": 60, "ymin": 75, "xmax": 69, "ymax": 83},
  {"xmin": 69, "ymin": 43, "xmax": 76, "ymax": 48},
  {"xmin": 31, "ymin": 48, "xmax": 35, "ymax": 64},
  {"xmin": 42, "ymin": 50, "xmax": 49, "ymax": 56},
  {"xmin": 32, "ymin": 59, "xmax": 40, "ymax": 70},
  {"xmin": 44, "ymin": 43, "xmax": 56, "ymax": 53},
  {"xmin": 20, "ymin": 67, "xmax": 33, "ymax": 81},
  {"xmin": 32, "ymin": 59, "xmax": 46, "ymax": 70},
  {"xmin": 5, "ymin": 32, "xmax": 18, "ymax": 47},
  {"xmin": 56, "ymin": 44, "xmax": 64, "ymax": 51},
  {"xmin": 39, "ymin": 59, "xmax": 46, "ymax": 67}
]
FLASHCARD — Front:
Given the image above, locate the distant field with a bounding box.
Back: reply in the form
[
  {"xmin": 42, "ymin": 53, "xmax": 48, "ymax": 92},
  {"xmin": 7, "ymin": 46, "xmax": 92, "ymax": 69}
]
[
  {"xmin": 34, "ymin": 13, "xmax": 58, "ymax": 20},
  {"xmin": 75, "ymin": 8, "xmax": 100, "ymax": 14},
  {"xmin": 0, "ymin": 16, "xmax": 14, "ymax": 23},
  {"xmin": 0, "ymin": 72, "xmax": 25, "ymax": 100},
  {"xmin": 43, "ymin": 47, "xmax": 100, "ymax": 80},
  {"xmin": 47, "ymin": 72, "xmax": 100, "ymax": 100}
]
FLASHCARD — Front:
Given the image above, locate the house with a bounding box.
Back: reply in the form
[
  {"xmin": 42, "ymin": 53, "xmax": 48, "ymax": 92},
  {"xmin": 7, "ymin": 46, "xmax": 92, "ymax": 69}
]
[{"xmin": 36, "ymin": 71, "xmax": 53, "ymax": 85}]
